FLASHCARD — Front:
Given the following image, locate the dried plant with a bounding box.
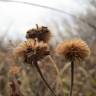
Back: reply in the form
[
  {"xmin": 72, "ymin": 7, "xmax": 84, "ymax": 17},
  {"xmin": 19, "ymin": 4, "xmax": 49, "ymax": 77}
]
[
  {"xmin": 26, "ymin": 24, "xmax": 51, "ymax": 43},
  {"xmin": 9, "ymin": 79, "xmax": 23, "ymax": 96},
  {"xmin": 8, "ymin": 66, "xmax": 23, "ymax": 96},
  {"xmin": 14, "ymin": 39, "xmax": 49, "ymax": 63},
  {"xmin": 0, "ymin": 15, "xmax": 95, "ymax": 96},
  {"xmin": 9, "ymin": 65, "xmax": 21, "ymax": 76},
  {"xmin": 56, "ymin": 39, "xmax": 90, "ymax": 62},
  {"xmin": 56, "ymin": 38, "xmax": 90, "ymax": 96},
  {"xmin": 14, "ymin": 39, "xmax": 57, "ymax": 96}
]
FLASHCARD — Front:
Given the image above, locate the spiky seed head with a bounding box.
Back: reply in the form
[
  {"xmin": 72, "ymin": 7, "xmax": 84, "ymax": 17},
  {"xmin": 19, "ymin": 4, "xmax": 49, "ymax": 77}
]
[
  {"xmin": 56, "ymin": 39, "xmax": 90, "ymax": 62},
  {"xmin": 14, "ymin": 39, "xmax": 49, "ymax": 63},
  {"xmin": 26, "ymin": 25, "xmax": 51, "ymax": 43}
]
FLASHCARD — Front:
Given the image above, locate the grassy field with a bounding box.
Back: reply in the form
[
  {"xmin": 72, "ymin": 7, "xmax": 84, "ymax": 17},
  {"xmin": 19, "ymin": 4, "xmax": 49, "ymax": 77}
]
[{"xmin": 0, "ymin": 31, "xmax": 96, "ymax": 96}]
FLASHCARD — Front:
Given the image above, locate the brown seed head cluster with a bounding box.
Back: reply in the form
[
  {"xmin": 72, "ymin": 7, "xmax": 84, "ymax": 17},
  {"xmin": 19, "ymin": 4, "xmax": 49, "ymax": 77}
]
[
  {"xmin": 15, "ymin": 39, "xmax": 49, "ymax": 63},
  {"xmin": 56, "ymin": 39, "xmax": 90, "ymax": 62},
  {"xmin": 26, "ymin": 25, "xmax": 51, "ymax": 43}
]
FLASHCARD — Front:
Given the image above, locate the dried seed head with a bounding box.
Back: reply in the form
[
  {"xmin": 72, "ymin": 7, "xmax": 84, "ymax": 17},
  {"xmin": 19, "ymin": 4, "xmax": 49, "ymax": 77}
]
[
  {"xmin": 26, "ymin": 25, "xmax": 51, "ymax": 43},
  {"xmin": 9, "ymin": 79, "xmax": 22, "ymax": 96},
  {"xmin": 56, "ymin": 39, "xmax": 90, "ymax": 62},
  {"xmin": 9, "ymin": 66, "xmax": 20, "ymax": 76},
  {"xmin": 15, "ymin": 39, "xmax": 50, "ymax": 63}
]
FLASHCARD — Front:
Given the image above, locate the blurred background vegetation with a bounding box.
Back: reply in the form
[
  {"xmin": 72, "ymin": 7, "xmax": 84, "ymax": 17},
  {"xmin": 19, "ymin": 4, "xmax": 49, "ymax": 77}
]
[{"xmin": 0, "ymin": 0, "xmax": 96, "ymax": 96}]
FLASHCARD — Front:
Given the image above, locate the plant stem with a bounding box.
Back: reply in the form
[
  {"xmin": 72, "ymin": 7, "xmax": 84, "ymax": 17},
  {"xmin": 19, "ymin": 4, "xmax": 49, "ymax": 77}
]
[
  {"xmin": 48, "ymin": 56, "xmax": 60, "ymax": 77},
  {"xmin": 33, "ymin": 60, "xmax": 57, "ymax": 96},
  {"xmin": 70, "ymin": 61, "xmax": 74, "ymax": 96},
  {"xmin": 48, "ymin": 55, "xmax": 65, "ymax": 95}
]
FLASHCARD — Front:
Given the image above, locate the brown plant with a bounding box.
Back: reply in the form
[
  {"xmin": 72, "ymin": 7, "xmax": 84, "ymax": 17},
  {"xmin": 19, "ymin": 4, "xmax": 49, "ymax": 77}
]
[
  {"xmin": 26, "ymin": 24, "xmax": 51, "ymax": 43},
  {"xmin": 14, "ymin": 39, "xmax": 57, "ymax": 96},
  {"xmin": 56, "ymin": 38, "xmax": 90, "ymax": 62},
  {"xmin": 14, "ymin": 39, "xmax": 49, "ymax": 63},
  {"xmin": 9, "ymin": 79, "xmax": 23, "ymax": 96},
  {"xmin": 56, "ymin": 38, "xmax": 90, "ymax": 96},
  {"xmin": 9, "ymin": 65, "xmax": 20, "ymax": 76}
]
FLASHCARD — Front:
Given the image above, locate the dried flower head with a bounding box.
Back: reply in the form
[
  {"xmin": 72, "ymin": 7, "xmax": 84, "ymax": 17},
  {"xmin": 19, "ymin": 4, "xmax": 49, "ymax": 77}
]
[
  {"xmin": 26, "ymin": 24, "xmax": 51, "ymax": 43},
  {"xmin": 15, "ymin": 39, "xmax": 49, "ymax": 63},
  {"xmin": 56, "ymin": 39, "xmax": 90, "ymax": 62},
  {"xmin": 9, "ymin": 79, "xmax": 23, "ymax": 96},
  {"xmin": 9, "ymin": 66, "xmax": 20, "ymax": 76}
]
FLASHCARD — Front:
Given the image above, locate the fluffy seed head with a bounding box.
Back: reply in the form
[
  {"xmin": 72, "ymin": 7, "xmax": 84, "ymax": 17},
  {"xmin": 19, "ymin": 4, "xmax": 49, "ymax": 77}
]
[
  {"xmin": 14, "ymin": 39, "xmax": 49, "ymax": 63},
  {"xmin": 26, "ymin": 25, "xmax": 51, "ymax": 43},
  {"xmin": 56, "ymin": 39, "xmax": 90, "ymax": 62}
]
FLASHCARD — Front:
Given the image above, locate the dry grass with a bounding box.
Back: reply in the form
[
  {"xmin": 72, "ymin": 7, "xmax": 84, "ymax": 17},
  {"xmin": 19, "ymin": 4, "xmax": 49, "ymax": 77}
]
[
  {"xmin": 0, "ymin": 26, "xmax": 95, "ymax": 96},
  {"xmin": 0, "ymin": 41, "xmax": 96, "ymax": 96}
]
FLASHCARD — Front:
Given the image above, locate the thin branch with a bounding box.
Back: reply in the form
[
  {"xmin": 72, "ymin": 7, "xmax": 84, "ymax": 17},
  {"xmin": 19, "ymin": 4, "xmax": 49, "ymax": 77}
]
[
  {"xmin": 33, "ymin": 60, "xmax": 57, "ymax": 96},
  {"xmin": 70, "ymin": 61, "xmax": 74, "ymax": 96}
]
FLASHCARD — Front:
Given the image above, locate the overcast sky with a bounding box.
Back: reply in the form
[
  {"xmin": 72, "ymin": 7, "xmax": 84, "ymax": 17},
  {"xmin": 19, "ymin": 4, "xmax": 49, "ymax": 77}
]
[{"xmin": 0, "ymin": 0, "xmax": 92, "ymax": 41}]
